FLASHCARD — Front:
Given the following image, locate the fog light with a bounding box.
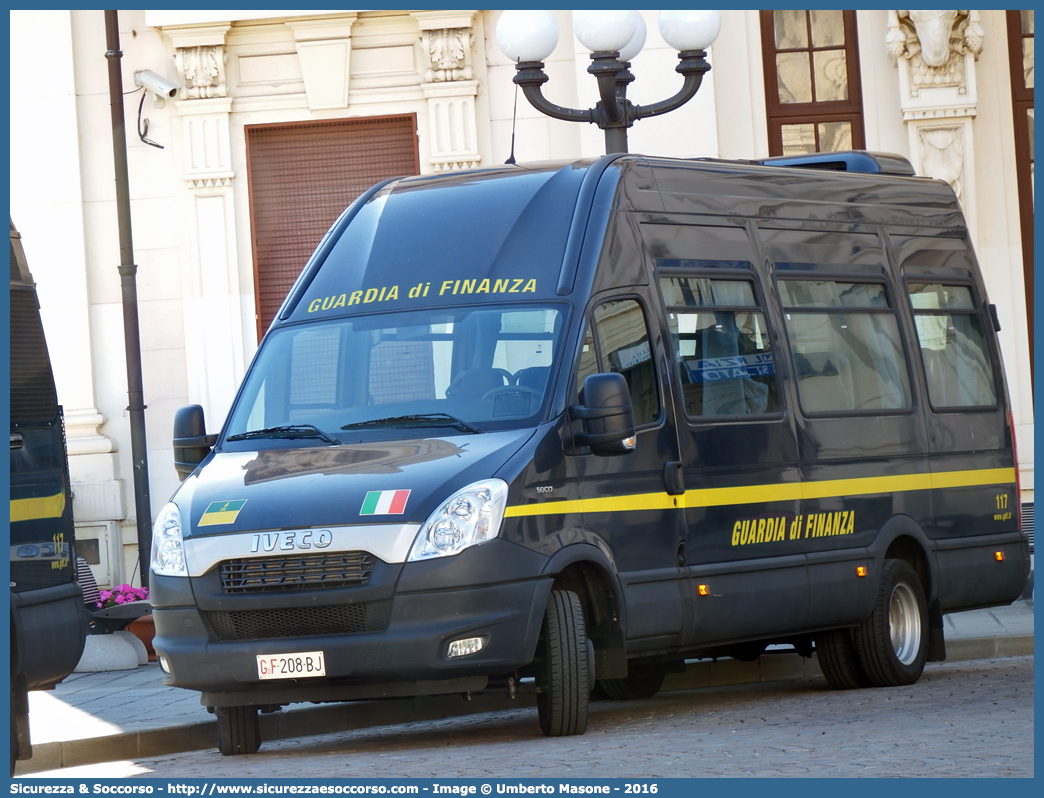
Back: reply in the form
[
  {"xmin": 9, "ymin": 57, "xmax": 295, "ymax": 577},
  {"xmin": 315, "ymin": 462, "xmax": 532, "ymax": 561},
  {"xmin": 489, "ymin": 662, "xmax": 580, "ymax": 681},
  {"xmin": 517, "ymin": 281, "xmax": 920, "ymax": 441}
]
[
  {"xmin": 447, "ymin": 636, "xmax": 487, "ymax": 659},
  {"xmin": 158, "ymin": 655, "xmax": 171, "ymax": 674}
]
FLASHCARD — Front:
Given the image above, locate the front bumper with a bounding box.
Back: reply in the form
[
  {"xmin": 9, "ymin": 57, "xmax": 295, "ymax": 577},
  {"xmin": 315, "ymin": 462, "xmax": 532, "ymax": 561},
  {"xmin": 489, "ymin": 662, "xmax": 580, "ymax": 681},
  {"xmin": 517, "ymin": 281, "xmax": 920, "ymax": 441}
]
[{"xmin": 152, "ymin": 539, "xmax": 552, "ymax": 704}]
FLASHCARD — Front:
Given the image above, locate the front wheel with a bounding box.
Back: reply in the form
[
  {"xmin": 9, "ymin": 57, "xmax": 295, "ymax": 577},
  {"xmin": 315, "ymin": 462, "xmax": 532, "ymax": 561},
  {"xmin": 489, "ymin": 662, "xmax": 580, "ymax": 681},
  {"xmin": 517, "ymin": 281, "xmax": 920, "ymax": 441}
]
[
  {"xmin": 535, "ymin": 590, "xmax": 590, "ymax": 736},
  {"xmin": 215, "ymin": 706, "xmax": 261, "ymax": 756},
  {"xmin": 853, "ymin": 559, "xmax": 928, "ymax": 687}
]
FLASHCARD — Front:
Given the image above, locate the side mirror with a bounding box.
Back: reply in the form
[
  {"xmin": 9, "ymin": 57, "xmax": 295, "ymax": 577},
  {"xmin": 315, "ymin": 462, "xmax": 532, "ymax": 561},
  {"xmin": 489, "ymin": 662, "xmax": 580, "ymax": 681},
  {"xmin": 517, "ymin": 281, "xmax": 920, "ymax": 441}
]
[
  {"xmin": 570, "ymin": 372, "xmax": 636, "ymax": 456},
  {"xmin": 173, "ymin": 405, "xmax": 216, "ymax": 481}
]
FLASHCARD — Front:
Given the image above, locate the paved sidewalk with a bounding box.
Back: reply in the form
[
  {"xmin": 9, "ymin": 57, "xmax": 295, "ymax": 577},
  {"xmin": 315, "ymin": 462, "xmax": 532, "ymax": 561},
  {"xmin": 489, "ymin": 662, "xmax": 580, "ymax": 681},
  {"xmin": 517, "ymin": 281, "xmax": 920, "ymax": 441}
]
[{"xmin": 15, "ymin": 601, "xmax": 1034, "ymax": 776}]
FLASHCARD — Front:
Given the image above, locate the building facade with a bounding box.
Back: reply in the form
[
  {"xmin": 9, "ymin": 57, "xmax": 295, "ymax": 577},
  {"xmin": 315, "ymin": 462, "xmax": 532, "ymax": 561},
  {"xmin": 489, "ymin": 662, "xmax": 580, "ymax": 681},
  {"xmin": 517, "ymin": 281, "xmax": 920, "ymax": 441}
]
[{"xmin": 9, "ymin": 9, "xmax": 1034, "ymax": 588}]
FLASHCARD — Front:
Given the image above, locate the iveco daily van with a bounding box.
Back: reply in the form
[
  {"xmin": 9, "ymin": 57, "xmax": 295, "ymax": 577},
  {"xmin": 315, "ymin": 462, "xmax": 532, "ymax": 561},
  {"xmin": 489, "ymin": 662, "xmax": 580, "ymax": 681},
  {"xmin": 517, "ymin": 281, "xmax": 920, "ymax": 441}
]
[{"xmin": 152, "ymin": 152, "xmax": 1029, "ymax": 754}]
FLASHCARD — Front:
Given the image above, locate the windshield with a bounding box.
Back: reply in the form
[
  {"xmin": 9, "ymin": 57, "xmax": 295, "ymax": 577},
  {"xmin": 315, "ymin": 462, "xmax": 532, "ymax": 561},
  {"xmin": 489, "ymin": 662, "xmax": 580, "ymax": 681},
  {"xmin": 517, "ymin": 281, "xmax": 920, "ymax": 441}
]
[{"xmin": 224, "ymin": 305, "xmax": 566, "ymax": 443}]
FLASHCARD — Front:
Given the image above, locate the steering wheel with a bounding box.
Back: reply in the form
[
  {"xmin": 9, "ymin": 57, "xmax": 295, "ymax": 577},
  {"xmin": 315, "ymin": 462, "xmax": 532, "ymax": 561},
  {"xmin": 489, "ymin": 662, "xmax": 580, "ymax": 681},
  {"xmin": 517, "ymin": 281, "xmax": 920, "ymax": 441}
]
[
  {"xmin": 446, "ymin": 368, "xmax": 515, "ymax": 398},
  {"xmin": 490, "ymin": 368, "xmax": 514, "ymax": 388}
]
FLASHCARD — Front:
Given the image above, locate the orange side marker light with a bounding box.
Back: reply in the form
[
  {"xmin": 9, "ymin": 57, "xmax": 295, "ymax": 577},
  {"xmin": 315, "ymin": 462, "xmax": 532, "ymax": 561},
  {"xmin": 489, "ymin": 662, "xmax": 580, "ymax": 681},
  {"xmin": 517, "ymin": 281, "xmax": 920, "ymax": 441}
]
[
  {"xmin": 994, "ymin": 551, "xmax": 1005, "ymax": 562},
  {"xmin": 855, "ymin": 566, "xmax": 868, "ymax": 577},
  {"xmin": 698, "ymin": 584, "xmax": 710, "ymax": 596}
]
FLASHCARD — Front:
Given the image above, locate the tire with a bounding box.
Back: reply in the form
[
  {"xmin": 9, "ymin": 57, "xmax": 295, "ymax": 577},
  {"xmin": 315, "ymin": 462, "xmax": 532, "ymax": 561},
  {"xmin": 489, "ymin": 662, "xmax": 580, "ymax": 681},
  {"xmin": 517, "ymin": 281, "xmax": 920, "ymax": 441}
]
[
  {"xmin": 815, "ymin": 628, "xmax": 871, "ymax": 689},
  {"xmin": 216, "ymin": 706, "xmax": 261, "ymax": 756},
  {"xmin": 598, "ymin": 662, "xmax": 666, "ymax": 701},
  {"xmin": 535, "ymin": 589, "xmax": 590, "ymax": 736},
  {"xmin": 853, "ymin": 559, "xmax": 928, "ymax": 687}
]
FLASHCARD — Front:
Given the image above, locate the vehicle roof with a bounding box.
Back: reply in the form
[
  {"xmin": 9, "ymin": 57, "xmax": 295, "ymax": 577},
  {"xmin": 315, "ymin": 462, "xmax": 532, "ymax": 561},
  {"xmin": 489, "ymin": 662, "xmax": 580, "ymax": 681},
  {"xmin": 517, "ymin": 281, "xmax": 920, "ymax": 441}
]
[
  {"xmin": 278, "ymin": 155, "xmax": 964, "ymax": 325},
  {"xmin": 374, "ymin": 153, "xmax": 962, "ymax": 226}
]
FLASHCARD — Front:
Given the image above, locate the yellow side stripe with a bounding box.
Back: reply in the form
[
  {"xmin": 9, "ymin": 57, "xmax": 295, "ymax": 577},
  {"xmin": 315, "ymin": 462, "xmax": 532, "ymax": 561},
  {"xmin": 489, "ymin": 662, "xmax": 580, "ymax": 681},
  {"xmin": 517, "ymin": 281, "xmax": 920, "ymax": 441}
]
[
  {"xmin": 503, "ymin": 467, "xmax": 1015, "ymax": 518},
  {"xmin": 10, "ymin": 491, "xmax": 66, "ymax": 523}
]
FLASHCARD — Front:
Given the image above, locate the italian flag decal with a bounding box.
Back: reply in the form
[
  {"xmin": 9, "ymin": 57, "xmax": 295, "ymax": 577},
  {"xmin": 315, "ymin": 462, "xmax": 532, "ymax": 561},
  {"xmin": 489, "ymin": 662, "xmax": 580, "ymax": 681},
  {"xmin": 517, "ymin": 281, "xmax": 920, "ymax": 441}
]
[{"xmin": 360, "ymin": 490, "xmax": 411, "ymax": 516}]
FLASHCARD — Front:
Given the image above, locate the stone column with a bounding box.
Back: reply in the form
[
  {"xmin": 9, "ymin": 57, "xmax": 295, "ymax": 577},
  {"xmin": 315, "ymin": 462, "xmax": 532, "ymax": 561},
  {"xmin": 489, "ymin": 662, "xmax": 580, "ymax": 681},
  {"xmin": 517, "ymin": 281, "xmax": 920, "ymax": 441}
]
[
  {"xmin": 411, "ymin": 11, "xmax": 482, "ymax": 172},
  {"xmin": 887, "ymin": 10, "xmax": 984, "ymax": 234},
  {"xmin": 161, "ymin": 22, "xmax": 247, "ymax": 427}
]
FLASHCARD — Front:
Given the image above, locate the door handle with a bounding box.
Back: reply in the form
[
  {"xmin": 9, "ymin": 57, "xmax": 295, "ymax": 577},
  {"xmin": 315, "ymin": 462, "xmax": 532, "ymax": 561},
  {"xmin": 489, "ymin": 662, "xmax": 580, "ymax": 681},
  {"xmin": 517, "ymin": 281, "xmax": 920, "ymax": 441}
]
[
  {"xmin": 663, "ymin": 461, "xmax": 685, "ymax": 496},
  {"xmin": 10, "ymin": 433, "xmax": 23, "ymax": 451}
]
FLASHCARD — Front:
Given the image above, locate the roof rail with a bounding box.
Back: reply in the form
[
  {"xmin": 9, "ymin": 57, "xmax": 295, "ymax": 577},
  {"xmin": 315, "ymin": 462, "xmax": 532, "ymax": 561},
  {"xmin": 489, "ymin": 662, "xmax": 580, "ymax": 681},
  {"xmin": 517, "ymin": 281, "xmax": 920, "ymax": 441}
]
[{"xmin": 757, "ymin": 150, "xmax": 916, "ymax": 177}]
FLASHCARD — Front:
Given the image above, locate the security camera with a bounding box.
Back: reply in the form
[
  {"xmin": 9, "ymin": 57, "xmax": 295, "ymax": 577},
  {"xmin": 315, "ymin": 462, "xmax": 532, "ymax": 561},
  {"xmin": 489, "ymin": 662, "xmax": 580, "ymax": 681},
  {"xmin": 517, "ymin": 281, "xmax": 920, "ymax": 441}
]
[{"xmin": 135, "ymin": 70, "xmax": 181, "ymax": 99}]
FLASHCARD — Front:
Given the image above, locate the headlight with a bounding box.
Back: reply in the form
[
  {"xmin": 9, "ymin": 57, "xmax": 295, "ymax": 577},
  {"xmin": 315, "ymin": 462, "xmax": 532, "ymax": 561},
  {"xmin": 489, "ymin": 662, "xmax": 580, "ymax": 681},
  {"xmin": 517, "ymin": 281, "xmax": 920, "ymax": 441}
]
[
  {"xmin": 151, "ymin": 502, "xmax": 187, "ymax": 577},
  {"xmin": 407, "ymin": 479, "xmax": 509, "ymax": 561}
]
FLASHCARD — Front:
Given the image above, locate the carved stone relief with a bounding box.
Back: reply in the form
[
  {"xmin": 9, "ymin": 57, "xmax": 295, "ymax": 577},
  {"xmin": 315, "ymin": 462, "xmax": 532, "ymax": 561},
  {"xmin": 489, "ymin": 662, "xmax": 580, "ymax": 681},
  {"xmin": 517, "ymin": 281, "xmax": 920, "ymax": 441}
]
[
  {"xmin": 178, "ymin": 99, "xmax": 235, "ymax": 191},
  {"xmin": 424, "ymin": 28, "xmax": 472, "ymax": 82},
  {"xmin": 886, "ymin": 10, "xmax": 983, "ymax": 91},
  {"xmin": 175, "ymin": 45, "xmax": 228, "ymax": 99},
  {"xmin": 918, "ymin": 125, "xmax": 965, "ymax": 202}
]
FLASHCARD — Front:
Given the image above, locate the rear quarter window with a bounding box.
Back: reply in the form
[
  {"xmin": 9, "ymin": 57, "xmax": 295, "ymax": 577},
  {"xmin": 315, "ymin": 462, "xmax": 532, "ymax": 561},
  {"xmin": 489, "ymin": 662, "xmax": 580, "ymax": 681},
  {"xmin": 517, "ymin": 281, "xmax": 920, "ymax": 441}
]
[{"xmin": 908, "ymin": 283, "xmax": 997, "ymax": 408}]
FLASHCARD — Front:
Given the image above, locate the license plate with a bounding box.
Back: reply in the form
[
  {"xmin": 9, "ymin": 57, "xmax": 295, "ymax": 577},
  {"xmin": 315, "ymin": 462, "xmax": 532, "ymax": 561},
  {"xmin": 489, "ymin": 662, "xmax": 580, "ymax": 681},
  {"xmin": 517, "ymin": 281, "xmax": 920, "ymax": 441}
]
[{"xmin": 256, "ymin": 650, "xmax": 326, "ymax": 680}]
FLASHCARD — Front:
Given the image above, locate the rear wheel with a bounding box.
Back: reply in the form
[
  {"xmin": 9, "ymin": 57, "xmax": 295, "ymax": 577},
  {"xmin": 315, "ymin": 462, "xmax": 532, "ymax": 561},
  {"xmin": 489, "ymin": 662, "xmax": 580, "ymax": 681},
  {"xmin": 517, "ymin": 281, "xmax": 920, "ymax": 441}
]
[
  {"xmin": 598, "ymin": 662, "xmax": 667, "ymax": 700},
  {"xmin": 215, "ymin": 706, "xmax": 261, "ymax": 756},
  {"xmin": 535, "ymin": 590, "xmax": 590, "ymax": 736},
  {"xmin": 853, "ymin": 559, "xmax": 928, "ymax": 687},
  {"xmin": 815, "ymin": 628, "xmax": 871, "ymax": 689}
]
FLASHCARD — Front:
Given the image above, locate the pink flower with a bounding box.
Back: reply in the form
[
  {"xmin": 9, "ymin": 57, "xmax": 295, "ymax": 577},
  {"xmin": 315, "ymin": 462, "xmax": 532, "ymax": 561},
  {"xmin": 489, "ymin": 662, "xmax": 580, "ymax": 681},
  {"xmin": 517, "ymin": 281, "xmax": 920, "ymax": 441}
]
[{"xmin": 94, "ymin": 583, "xmax": 150, "ymax": 609}]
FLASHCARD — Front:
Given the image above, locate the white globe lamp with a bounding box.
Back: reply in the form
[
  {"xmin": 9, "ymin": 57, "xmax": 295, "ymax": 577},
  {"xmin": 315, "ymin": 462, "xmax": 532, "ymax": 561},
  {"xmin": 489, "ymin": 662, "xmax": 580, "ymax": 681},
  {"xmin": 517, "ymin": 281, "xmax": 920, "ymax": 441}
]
[
  {"xmin": 658, "ymin": 10, "xmax": 722, "ymax": 52},
  {"xmin": 618, "ymin": 12, "xmax": 648, "ymax": 63},
  {"xmin": 497, "ymin": 10, "xmax": 560, "ymax": 63},
  {"xmin": 573, "ymin": 10, "xmax": 637, "ymax": 54}
]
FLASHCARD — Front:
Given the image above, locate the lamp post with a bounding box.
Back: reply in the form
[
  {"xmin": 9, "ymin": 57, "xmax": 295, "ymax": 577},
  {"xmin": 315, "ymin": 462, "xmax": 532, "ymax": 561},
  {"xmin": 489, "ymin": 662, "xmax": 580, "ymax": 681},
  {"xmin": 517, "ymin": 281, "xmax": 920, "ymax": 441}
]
[{"xmin": 496, "ymin": 10, "xmax": 722, "ymax": 155}]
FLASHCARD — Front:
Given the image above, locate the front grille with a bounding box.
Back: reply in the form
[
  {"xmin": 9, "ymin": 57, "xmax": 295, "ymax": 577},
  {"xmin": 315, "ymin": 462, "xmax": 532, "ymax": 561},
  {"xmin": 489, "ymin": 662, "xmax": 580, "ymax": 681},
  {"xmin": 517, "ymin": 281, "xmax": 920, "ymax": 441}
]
[
  {"xmin": 204, "ymin": 600, "xmax": 392, "ymax": 641},
  {"xmin": 220, "ymin": 551, "xmax": 375, "ymax": 593},
  {"xmin": 1022, "ymin": 502, "xmax": 1034, "ymax": 553}
]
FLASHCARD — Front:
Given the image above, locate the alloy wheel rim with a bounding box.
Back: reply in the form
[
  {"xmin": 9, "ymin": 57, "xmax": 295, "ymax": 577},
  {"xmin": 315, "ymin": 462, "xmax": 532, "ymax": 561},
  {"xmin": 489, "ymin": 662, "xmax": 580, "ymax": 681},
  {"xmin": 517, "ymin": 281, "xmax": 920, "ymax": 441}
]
[{"xmin": 888, "ymin": 582, "xmax": 921, "ymax": 665}]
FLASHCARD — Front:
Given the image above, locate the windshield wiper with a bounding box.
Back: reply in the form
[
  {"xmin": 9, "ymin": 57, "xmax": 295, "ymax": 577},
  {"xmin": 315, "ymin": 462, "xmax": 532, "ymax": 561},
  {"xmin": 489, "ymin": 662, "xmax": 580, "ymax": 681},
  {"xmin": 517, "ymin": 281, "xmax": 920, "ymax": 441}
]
[
  {"xmin": 340, "ymin": 413, "xmax": 482, "ymax": 434},
  {"xmin": 226, "ymin": 424, "xmax": 339, "ymax": 444}
]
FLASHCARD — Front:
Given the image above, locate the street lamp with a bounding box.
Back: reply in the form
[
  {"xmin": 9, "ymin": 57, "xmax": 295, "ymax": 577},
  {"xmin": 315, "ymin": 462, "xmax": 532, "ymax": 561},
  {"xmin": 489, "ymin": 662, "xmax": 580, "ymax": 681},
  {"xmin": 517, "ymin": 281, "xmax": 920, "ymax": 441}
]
[{"xmin": 496, "ymin": 10, "xmax": 722, "ymax": 155}]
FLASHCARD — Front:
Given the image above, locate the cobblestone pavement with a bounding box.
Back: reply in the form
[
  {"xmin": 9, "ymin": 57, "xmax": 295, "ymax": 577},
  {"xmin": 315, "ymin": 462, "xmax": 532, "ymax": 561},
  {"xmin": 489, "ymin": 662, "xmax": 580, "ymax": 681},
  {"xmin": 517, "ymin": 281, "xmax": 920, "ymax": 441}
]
[{"xmin": 37, "ymin": 656, "xmax": 1033, "ymax": 779}]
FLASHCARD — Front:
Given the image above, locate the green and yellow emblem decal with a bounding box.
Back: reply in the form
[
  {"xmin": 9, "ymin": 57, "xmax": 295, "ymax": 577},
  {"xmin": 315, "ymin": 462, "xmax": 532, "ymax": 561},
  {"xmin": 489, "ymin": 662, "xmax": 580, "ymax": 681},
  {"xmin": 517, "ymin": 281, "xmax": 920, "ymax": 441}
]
[{"xmin": 199, "ymin": 500, "xmax": 247, "ymax": 527}]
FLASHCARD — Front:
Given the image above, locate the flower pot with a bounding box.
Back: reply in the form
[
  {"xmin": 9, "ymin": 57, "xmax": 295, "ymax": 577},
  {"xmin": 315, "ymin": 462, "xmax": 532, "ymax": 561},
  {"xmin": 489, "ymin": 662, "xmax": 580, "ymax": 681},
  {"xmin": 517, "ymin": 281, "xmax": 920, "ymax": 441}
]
[{"xmin": 127, "ymin": 613, "xmax": 157, "ymax": 662}]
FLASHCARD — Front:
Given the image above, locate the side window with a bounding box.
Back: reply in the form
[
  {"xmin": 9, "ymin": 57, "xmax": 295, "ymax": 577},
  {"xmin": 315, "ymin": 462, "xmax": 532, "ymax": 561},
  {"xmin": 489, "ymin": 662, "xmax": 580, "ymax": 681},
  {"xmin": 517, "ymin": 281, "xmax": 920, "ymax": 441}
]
[
  {"xmin": 659, "ymin": 276, "xmax": 779, "ymax": 418},
  {"xmin": 578, "ymin": 299, "xmax": 660, "ymax": 426},
  {"xmin": 908, "ymin": 284, "xmax": 997, "ymax": 408},
  {"xmin": 779, "ymin": 280, "xmax": 912, "ymax": 413}
]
